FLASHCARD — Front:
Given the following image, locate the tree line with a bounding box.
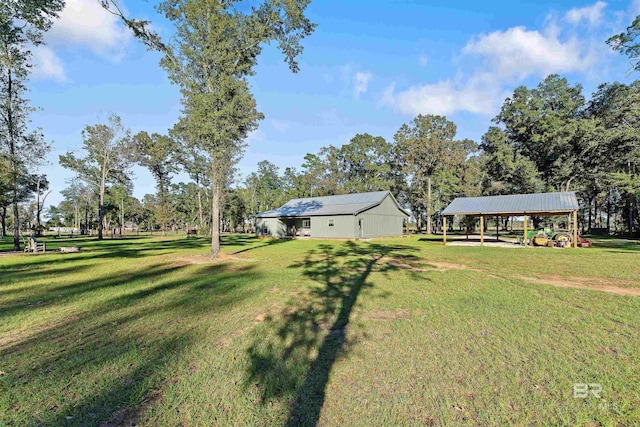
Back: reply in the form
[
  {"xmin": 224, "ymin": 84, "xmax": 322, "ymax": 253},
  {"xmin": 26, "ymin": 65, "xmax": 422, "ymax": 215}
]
[
  {"xmin": 39, "ymin": 73, "xmax": 638, "ymax": 239},
  {"xmin": 1, "ymin": 1, "xmax": 639, "ymax": 254}
]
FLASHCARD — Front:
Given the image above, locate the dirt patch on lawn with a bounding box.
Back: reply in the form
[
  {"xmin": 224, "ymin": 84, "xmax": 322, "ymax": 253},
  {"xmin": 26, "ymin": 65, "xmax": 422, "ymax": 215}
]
[
  {"xmin": 100, "ymin": 388, "xmax": 163, "ymax": 427},
  {"xmin": 429, "ymin": 261, "xmax": 481, "ymax": 272},
  {"xmin": 0, "ymin": 251, "xmax": 26, "ymax": 258},
  {"xmin": 515, "ymin": 275, "xmax": 640, "ymax": 297},
  {"xmin": 361, "ymin": 308, "xmax": 412, "ymax": 320},
  {"xmin": 385, "ymin": 259, "xmax": 479, "ymax": 273},
  {"xmin": 174, "ymin": 253, "xmax": 254, "ymax": 265}
]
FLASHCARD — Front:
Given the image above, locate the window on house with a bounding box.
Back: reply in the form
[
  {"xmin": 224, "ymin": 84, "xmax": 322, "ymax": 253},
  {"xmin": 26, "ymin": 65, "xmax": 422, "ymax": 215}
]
[
  {"xmin": 328, "ymin": 219, "xmax": 335, "ymax": 227},
  {"xmin": 262, "ymin": 225, "xmax": 268, "ymax": 235},
  {"xmin": 302, "ymin": 218, "xmax": 311, "ymax": 229}
]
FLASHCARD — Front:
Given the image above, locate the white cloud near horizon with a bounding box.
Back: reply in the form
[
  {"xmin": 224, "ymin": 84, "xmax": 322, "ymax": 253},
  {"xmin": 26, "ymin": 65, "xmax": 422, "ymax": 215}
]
[
  {"xmin": 353, "ymin": 71, "xmax": 373, "ymax": 99},
  {"xmin": 383, "ymin": 1, "xmax": 617, "ymax": 117}
]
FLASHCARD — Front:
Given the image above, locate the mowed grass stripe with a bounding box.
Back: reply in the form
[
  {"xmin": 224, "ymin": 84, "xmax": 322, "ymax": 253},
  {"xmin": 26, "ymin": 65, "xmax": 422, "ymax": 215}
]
[{"xmin": 0, "ymin": 234, "xmax": 639, "ymax": 425}]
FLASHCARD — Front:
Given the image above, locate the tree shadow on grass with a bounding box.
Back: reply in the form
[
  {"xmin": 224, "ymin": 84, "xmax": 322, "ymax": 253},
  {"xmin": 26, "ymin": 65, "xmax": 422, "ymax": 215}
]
[
  {"xmin": 0, "ymin": 259, "xmax": 262, "ymax": 426},
  {"xmin": 245, "ymin": 241, "xmax": 425, "ymax": 426},
  {"xmin": 0, "ymin": 234, "xmax": 263, "ymax": 275},
  {"xmin": 231, "ymin": 237, "xmax": 289, "ymax": 255}
]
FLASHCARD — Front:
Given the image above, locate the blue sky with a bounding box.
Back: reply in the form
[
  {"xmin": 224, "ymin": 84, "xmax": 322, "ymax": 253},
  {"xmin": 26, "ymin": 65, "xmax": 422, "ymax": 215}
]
[{"xmin": 28, "ymin": 0, "xmax": 640, "ymax": 207}]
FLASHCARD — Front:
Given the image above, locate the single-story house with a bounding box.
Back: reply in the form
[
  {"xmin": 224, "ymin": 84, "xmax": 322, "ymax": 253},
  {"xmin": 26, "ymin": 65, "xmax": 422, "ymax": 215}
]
[{"xmin": 255, "ymin": 191, "xmax": 409, "ymax": 239}]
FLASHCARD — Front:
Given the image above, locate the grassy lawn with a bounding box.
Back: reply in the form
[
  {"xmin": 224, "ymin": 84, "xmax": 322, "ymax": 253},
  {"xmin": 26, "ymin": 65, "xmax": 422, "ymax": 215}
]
[{"xmin": 1, "ymin": 234, "xmax": 639, "ymax": 426}]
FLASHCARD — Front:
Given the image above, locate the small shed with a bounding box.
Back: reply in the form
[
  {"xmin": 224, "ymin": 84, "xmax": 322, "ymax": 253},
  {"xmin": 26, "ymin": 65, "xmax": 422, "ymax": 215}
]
[
  {"xmin": 255, "ymin": 191, "xmax": 408, "ymax": 239},
  {"xmin": 441, "ymin": 192, "xmax": 580, "ymax": 247}
]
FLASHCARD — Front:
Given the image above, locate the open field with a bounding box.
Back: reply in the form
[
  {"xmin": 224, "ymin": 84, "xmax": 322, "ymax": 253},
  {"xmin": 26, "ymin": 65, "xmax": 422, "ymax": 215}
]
[{"xmin": 1, "ymin": 234, "xmax": 639, "ymax": 426}]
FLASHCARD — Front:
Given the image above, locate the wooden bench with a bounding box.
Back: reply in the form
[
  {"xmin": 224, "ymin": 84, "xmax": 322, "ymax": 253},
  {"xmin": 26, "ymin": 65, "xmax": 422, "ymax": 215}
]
[
  {"xmin": 24, "ymin": 237, "xmax": 45, "ymax": 253},
  {"xmin": 186, "ymin": 229, "xmax": 198, "ymax": 237}
]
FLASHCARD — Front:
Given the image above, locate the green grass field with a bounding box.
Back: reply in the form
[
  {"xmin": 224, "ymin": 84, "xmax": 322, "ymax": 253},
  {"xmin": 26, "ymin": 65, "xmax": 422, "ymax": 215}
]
[{"xmin": 1, "ymin": 234, "xmax": 639, "ymax": 426}]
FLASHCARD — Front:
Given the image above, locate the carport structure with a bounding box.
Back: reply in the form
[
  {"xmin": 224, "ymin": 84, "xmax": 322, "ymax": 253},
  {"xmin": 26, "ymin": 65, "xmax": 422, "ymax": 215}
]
[{"xmin": 441, "ymin": 192, "xmax": 580, "ymax": 247}]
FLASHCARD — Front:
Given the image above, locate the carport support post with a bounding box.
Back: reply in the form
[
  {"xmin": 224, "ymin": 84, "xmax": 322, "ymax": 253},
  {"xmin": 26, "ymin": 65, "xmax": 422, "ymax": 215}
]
[
  {"xmin": 496, "ymin": 216, "xmax": 499, "ymax": 241},
  {"xmin": 523, "ymin": 215, "xmax": 528, "ymax": 247},
  {"xmin": 573, "ymin": 210, "xmax": 578, "ymax": 248},
  {"xmin": 480, "ymin": 216, "xmax": 484, "ymax": 246},
  {"xmin": 443, "ymin": 216, "xmax": 447, "ymax": 245}
]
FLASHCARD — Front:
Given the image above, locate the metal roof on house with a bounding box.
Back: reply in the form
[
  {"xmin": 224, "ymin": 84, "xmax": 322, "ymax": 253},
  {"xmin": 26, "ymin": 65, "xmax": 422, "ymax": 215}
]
[
  {"xmin": 442, "ymin": 192, "xmax": 579, "ymax": 216},
  {"xmin": 255, "ymin": 191, "xmax": 408, "ymax": 218}
]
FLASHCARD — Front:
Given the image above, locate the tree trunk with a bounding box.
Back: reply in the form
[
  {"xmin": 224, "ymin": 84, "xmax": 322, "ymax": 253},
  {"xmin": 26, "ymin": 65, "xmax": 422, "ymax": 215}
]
[
  {"xmin": 606, "ymin": 192, "xmax": 611, "ymax": 234},
  {"xmin": 98, "ymin": 186, "xmax": 104, "ymax": 240},
  {"xmin": 84, "ymin": 202, "xmax": 89, "ymax": 235},
  {"xmin": 35, "ymin": 178, "xmax": 41, "ymax": 236},
  {"xmin": 7, "ymin": 68, "xmax": 20, "ymax": 251},
  {"xmin": 12, "ymin": 196, "xmax": 19, "ymax": 251},
  {"xmin": 196, "ymin": 177, "xmax": 204, "ymax": 231},
  {"xmin": 426, "ymin": 176, "xmax": 432, "ymax": 235},
  {"xmin": 210, "ymin": 165, "xmax": 221, "ymax": 257},
  {"xmin": 1, "ymin": 206, "xmax": 6, "ymax": 238},
  {"xmin": 630, "ymin": 195, "xmax": 635, "ymax": 238},
  {"xmin": 120, "ymin": 198, "xmax": 124, "ymax": 235},
  {"xmin": 587, "ymin": 197, "xmax": 592, "ymax": 232}
]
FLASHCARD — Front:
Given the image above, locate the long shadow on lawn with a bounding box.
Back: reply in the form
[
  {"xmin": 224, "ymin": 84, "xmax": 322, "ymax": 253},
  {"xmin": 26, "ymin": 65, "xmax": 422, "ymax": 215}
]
[
  {"xmin": 246, "ymin": 241, "xmax": 425, "ymax": 426},
  {"xmin": 1, "ymin": 258, "xmax": 261, "ymax": 426},
  {"xmin": 0, "ymin": 234, "xmax": 260, "ymax": 273}
]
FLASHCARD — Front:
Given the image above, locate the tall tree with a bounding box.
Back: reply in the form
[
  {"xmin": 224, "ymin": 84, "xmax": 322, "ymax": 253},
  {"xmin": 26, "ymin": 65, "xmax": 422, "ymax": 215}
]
[
  {"xmin": 588, "ymin": 81, "xmax": 640, "ymax": 234},
  {"xmin": 480, "ymin": 126, "xmax": 544, "ymax": 195},
  {"xmin": 608, "ymin": 15, "xmax": 640, "ymax": 71},
  {"xmin": 134, "ymin": 131, "xmax": 177, "ymax": 235},
  {"xmin": 32, "ymin": 174, "xmax": 50, "ymax": 236},
  {"xmin": 176, "ymin": 143, "xmax": 209, "ymax": 231},
  {"xmin": 0, "ymin": 2, "xmax": 63, "ymax": 249},
  {"xmin": 394, "ymin": 114, "xmax": 458, "ymax": 234},
  {"xmin": 495, "ymin": 75, "xmax": 591, "ymax": 192},
  {"xmin": 0, "ymin": 156, "xmax": 10, "ymax": 237},
  {"xmin": 61, "ymin": 181, "xmax": 95, "ymax": 235},
  {"xmin": 337, "ymin": 133, "xmax": 393, "ymax": 193},
  {"xmin": 59, "ymin": 114, "xmax": 133, "ymax": 240},
  {"xmin": 104, "ymin": 0, "xmax": 315, "ymax": 256}
]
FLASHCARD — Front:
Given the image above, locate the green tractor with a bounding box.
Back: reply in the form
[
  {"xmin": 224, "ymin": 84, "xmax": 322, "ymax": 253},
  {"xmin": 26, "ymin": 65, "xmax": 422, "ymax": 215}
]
[{"xmin": 526, "ymin": 228, "xmax": 572, "ymax": 247}]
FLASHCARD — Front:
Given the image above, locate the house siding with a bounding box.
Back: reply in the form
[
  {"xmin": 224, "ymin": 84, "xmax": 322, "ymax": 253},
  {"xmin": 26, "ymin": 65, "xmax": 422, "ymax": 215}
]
[
  {"xmin": 310, "ymin": 215, "xmax": 356, "ymax": 238},
  {"xmin": 355, "ymin": 195, "xmax": 406, "ymax": 238},
  {"xmin": 255, "ymin": 217, "xmax": 287, "ymax": 238},
  {"xmin": 255, "ymin": 192, "xmax": 407, "ymax": 239}
]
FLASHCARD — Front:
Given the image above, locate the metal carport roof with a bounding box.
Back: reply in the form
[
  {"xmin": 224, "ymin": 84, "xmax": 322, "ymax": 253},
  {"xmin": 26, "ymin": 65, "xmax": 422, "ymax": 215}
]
[
  {"xmin": 255, "ymin": 191, "xmax": 409, "ymax": 218},
  {"xmin": 442, "ymin": 192, "xmax": 579, "ymax": 216}
]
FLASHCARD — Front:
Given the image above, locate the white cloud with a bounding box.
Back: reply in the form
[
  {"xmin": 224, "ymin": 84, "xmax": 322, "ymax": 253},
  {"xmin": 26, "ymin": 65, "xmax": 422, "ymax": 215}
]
[
  {"xmin": 418, "ymin": 54, "xmax": 429, "ymax": 67},
  {"xmin": 463, "ymin": 26, "xmax": 594, "ymax": 80},
  {"xmin": 32, "ymin": 46, "xmax": 66, "ymax": 82},
  {"xmin": 47, "ymin": 0, "xmax": 131, "ymax": 60},
  {"xmin": 382, "ymin": 74, "xmax": 501, "ymax": 117},
  {"xmin": 353, "ymin": 71, "xmax": 372, "ymax": 99},
  {"xmin": 565, "ymin": 1, "xmax": 608, "ymax": 25},
  {"xmin": 382, "ymin": 2, "xmax": 619, "ymax": 118}
]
